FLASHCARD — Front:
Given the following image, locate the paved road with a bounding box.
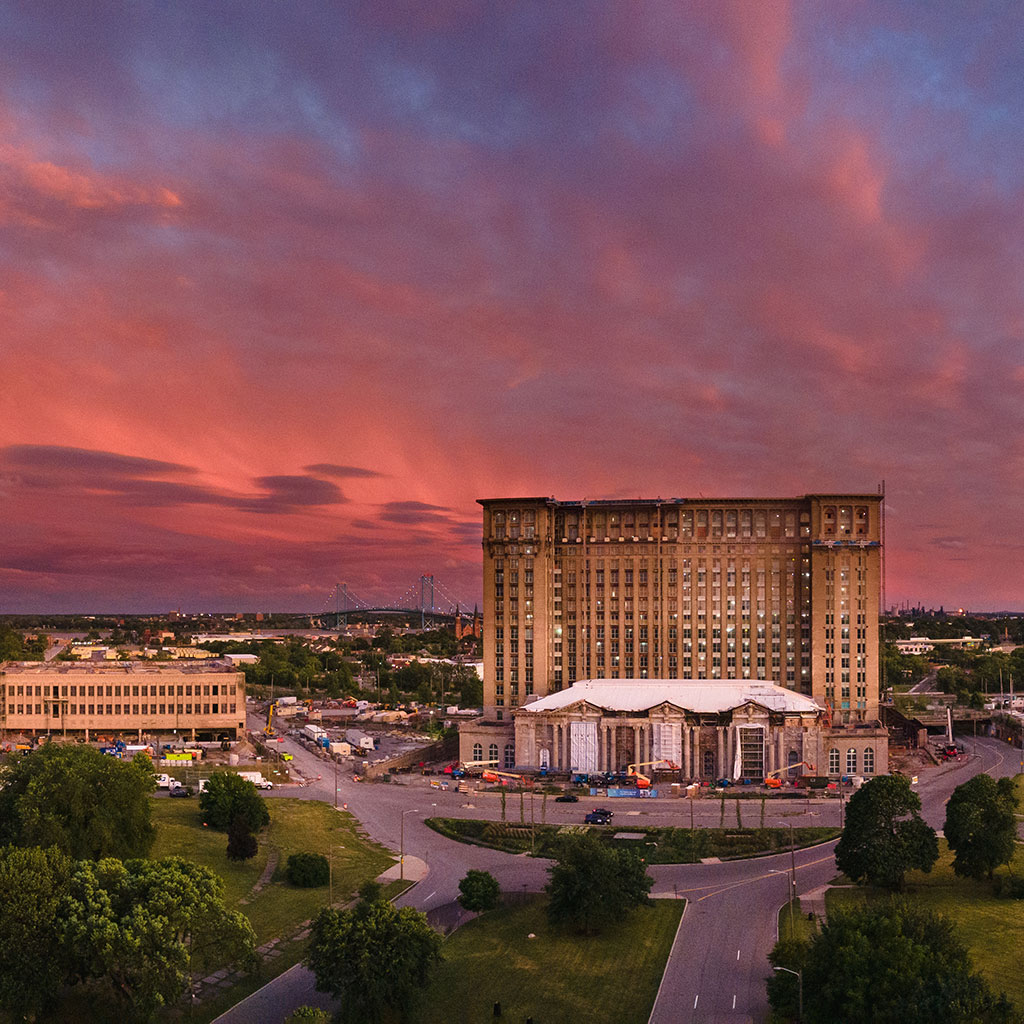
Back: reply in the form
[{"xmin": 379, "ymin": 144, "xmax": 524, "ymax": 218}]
[
  {"xmin": 909, "ymin": 669, "xmax": 938, "ymax": 693},
  {"xmin": 215, "ymin": 725, "xmax": 1018, "ymax": 1024},
  {"xmin": 647, "ymin": 734, "xmax": 1017, "ymax": 1023}
]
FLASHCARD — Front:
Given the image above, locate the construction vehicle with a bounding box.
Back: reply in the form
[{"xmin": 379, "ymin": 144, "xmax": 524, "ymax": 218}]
[
  {"xmin": 481, "ymin": 769, "xmax": 530, "ymax": 786},
  {"xmin": 263, "ymin": 703, "xmax": 276, "ymax": 737},
  {"xmin": 626, "ymin": 760, "xmax": 681, "ymax": 789},
  {"xmin": 457, "ymin": 759, "xmax": 499, "ymax": 777},
  {"xmin": 764, "ymin": 761, "xmax": 816, "ymax": 789}
]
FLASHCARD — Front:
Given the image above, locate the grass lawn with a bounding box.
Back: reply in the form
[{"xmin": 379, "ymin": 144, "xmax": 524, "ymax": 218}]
[
  {"xmin": 777, "ymin": 899, "xmax": 818, "ymax": 945},
  {"xmin": 408, "ymin": 897, "xmax": 684, "ymax": 1024},
  {"xmin": 826, "ymin": 840, "xmax": 1024, "ymax": 1010},
  {"xmin": 150, "ymin": 796, "xmax": 395, "ymax": 944}
]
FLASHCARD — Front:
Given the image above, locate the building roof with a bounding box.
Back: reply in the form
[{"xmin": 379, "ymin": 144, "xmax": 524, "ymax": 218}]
[{"xmin": 519, "ymin": 679, "xmax": 821, "ymax": 715}]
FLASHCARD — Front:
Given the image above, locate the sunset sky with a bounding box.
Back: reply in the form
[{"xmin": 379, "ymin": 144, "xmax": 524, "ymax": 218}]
[{"xmin": 2, "ymin": 1, "xmax": 1023, "ymax": 614}]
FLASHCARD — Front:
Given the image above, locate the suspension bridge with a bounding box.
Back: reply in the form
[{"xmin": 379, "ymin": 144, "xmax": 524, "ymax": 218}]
[{"xmin": 318, "ymin": 576, "xmax": 478, "ymax": 629}]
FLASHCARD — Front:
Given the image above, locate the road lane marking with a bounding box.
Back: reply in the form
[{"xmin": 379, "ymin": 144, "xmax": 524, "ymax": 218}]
[
  {"xmin": 736, "ymin": 949, "xmax": 740, "ymax": 960},
  {"xmin": 693, "ymin": 995, "xmax": 699, "ymax": 1009},
  {"xmin": 733, "ymin": 994, "xmax": 737, "ymax": 1009},
  {"xmin": 425, "ymin": 890, "xmax": 436, "ymax": 901},
  {"xmin": 695, "ymin": 853, "xmax": 836, "ymax": 902}
]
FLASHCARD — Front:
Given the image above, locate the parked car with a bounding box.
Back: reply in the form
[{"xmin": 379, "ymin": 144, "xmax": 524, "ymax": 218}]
[
  {"xmin": 584, "ymin": 811, "xmax": 611, "ymax": 825},
  {"xmin": 591, "ymin": 807, "xmax": 614, "ymax": 818},
  {"xmin": 169, "ymin": 786, "xmax": 192, "ymax": 798},
  {"xmin": 555, "ymin": 793, "xmax": 579, "ymax": 803},
  {"xmin": 281, "ymin": 753, "xmax": 293, "ymax": 761}
]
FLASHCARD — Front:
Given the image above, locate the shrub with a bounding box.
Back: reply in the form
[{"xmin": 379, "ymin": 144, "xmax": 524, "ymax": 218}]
[
  {"xmin": 287, "ymin": 852, "xmax": 330, "ymax": 888},
  {"xmin": 458, "ymin": 870, "xmax": 501, "ymax": 912}
]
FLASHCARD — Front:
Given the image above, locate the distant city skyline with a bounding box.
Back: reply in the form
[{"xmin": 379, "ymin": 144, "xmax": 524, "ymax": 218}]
[{"xmin": 2, "ymin": 3, "xmax": 1022, "ymax": 613}]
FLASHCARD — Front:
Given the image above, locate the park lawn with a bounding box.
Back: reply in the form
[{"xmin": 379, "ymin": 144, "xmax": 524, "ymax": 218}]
[
  {"xmin": 826, "ymin": 841, "xmax": 1024, "ymax": 1011},
  {"xmin": 150, "ymin": 797, "xmax": 395, "ymax": 944},
  {"xmin": 409, "ymin": 897, "xmax": 684, "ymax": 1024}
]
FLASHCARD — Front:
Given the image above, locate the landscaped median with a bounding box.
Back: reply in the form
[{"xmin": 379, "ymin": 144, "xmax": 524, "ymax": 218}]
[
  {"xmin": 407, "ymin": 897, "xmax": 684, "ymax": 1024},
  {"xmin": 426, "ymin": 817, "xmax": 839, "ymax": 862}
]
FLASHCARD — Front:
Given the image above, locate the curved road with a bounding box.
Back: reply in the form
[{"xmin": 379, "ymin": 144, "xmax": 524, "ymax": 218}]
[{"xmin": 215, "ymin": 727, "xmax": 1019, "ymax": 1024}]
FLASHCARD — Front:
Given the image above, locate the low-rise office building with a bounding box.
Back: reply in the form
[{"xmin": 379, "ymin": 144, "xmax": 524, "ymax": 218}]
[{"xmin": 0, "ymin": 661, "xmax": 246, "ymax": 742}]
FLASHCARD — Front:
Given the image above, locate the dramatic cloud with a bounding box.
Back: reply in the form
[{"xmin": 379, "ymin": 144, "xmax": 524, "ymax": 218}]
[{"xmin": 0, "ymin": 1, "xmax": 1022, "ymax": 611}]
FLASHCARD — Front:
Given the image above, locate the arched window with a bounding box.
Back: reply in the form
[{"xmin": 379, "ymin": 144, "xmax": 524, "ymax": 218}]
[
  {"xmin": 488, "ymin": 743, "xmax": 498, "ymax": 764},
  {"xmin": 787, "ymin": 749, "xmax": 800, "ymax": 774},
  {"xmin": 828, "ymin": 748, "xmax": 840, "ymax": 774},
  {"xmin": 846, "ymin": 748, "xmax": 857, "ymax": 774},
  {"xmin": 472, "ymin": 743, "xmax": 482, "ymax": 762},
  {"xmin": 504, "ymin": 743, "xmax": 515, "ymax": 769},
  {"xmin": 864, "ymin": 747, "xmax": 875, "ymax": 774}
]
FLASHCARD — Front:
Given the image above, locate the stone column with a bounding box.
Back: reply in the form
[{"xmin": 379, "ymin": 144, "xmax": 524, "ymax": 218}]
[
  {"xmin": 717, "ymin": 728, "xmax": 725, "ymax": 778},
  {"xmin": 692, "ymin": 725, "xmax": 700, "ymax": 776},
  {"xmin": 683, "ymin": 724, "xmax": 691, "ymax": 777},
  {"xmin": 776, "ymin": 728, "xmax": 785, "ymax": 775}
]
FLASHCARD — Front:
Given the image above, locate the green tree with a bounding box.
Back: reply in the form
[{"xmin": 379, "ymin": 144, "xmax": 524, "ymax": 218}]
[
  {"xmin": 62, "ymin": 856, "xmax": 256, "ymax": 1021},
  {"xmin": 944, "ymin": 774, "xmax": 1019, "ymax": 880},
  {"xmin": 834, "ymin": 774, "xmax": 938, "ymax": 891},
  {"xmin": 0, "ymin": 845, "xmax": 74, "ymax": 1021},
  {"xmin": 199, "ymin": 771, "xmax": 270, "ymax": 831},
  {"xmin": 0, "ymin": 744, "xmax": 156, "ymax": 859},
  {"xmin": 226, "ymin": 815, "xmax": 258, "ymax": 862},
  {"xmin": 546, "ymin": 831, "xmax": 652, "ymax": 935},
  {"xmin": 306, "ymin": 893, "xmax": 442, "ymax": 1024},
  {"xmin": 457, "ymin": 869, "xmax": 500, "ymax": 912},
  {"xmin": 768, "ymin": 902, "xmax": 1017, "ymax": 1024}
]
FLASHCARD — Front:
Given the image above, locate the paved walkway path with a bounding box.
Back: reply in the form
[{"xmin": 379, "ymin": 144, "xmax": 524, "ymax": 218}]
[{"xmin": 239, "ymin": 848, "xmax": 279, "ymax": 905}]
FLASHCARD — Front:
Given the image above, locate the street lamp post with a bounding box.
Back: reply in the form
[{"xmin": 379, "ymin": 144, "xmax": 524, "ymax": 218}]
[
  {"xmin": 772, "ymin": 966, "xmax": 803, "ymax": 1021},
  {"xmin": 400, "ymin": 808, "xmax": 419, "ymax": 881}
]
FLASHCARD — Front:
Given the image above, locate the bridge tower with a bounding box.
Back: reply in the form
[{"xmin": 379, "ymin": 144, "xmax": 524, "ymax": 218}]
[
  {"xmin": 419, "ymin": 574, "xmax": 434, "ymax": 630},
  {"xmin": 335, "ymin": 583, "xmax": 350, "ymax": 630}
]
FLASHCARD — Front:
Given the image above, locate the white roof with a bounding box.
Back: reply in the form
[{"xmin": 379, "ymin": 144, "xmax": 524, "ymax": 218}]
[{"xmin": 520, "ymin": 679, "xmax": 821, "ymax": 715}]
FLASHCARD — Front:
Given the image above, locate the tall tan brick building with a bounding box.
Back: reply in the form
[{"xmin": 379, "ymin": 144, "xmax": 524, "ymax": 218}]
[{"xmin": 462, "ymin": 494, "xmax": 885, "ymax": 774}]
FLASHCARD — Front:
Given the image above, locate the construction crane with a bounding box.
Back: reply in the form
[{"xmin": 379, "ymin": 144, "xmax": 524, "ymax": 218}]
[
  {"xmin": 764, "ymin": 761, "xmax": 816, "ymax": 789},
  {"xmin": 626, "ymin": 760, "xmax": 681, "ymax": 789},
  {"xmin": 263, "ymin": 703, "xmax": 276, "ymax": 737},
  {"xmin": 458, "ymin": 759, "xmax": 499, "ymax": 777}
]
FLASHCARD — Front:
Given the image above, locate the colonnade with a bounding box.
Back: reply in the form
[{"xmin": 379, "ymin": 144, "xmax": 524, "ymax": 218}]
[{"xmin": 521, "ymin": 717, "xmax": 793, "ymax": 778}]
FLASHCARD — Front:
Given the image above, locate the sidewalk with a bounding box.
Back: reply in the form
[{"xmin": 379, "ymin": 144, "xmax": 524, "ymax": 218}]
[
  {"xmin": 799, "ymin": 883, "xmax": 831, "ymax": 923},
  {"xmin": 377, "ymin": 854, "xmax": 429, "ymax": 884}
]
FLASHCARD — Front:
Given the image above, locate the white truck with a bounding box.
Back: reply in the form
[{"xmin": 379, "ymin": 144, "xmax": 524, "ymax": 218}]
[
  {"xmin": 301, "ymin": 724, "xmax": 327, "ymax": 743},
  {"xmin": 237, "ymin": 770, "xmax": 273, "ymax": 790}
]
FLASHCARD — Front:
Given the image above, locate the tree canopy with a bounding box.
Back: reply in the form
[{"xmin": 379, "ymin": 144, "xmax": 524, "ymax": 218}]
[
  {"xmin": 0, "ymin": 850, "xmax": 255, "ymax": 1023},
  {"xmin": 199, "ymin": 771, "xmax": 270, "ymax": 831},
  {"xmin": 306, "ymin": 891, "xmax": 442, "ymax": 1024},
  {"xmin": 0, "ymin": 744, "xmax": 156, "ymax": 859},
  {"xmin": 545, "ymin": 831, "xmax": 652, "ymax": 935},
  {"xmin": 834, "ymin": 774, "xmax": 938, "ymax": 890},
  {"xmin": 768, "ymin": 902, "xmax": 1017, "ymax": 1024},
  {"xmin": 0, "ymin": 845, "xmax": 74, "ymax": 1021},
  {"xmin": 944, "ymin": 774, "xmax": 1019, "ymax": 880}
]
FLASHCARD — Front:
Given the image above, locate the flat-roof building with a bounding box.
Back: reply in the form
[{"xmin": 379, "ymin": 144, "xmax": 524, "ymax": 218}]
[{"xmin": 0, "ymin": 661, "xmax": 246, "ymax": 742}]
